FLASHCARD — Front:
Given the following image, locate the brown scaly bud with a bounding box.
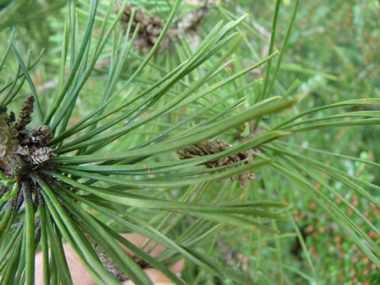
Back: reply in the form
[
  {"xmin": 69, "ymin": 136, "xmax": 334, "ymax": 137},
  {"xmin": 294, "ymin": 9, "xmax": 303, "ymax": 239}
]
[
  {"xmin": 177, "ymin": 139, "xmax": 257, "ymax": 187},
  {"xmin": 0, "ymin": 107, "xmax": 25, "ymax": 177},
  {"xmin": 14, "ymin": 96, "xmax": 34, "ymax": 131}
]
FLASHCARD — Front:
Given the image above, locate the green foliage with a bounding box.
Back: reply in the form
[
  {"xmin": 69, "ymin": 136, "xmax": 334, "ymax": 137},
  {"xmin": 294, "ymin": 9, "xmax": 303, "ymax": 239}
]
[{"xmin": 0, "ymin": 0, "xmax": 379, "ymax": 284}]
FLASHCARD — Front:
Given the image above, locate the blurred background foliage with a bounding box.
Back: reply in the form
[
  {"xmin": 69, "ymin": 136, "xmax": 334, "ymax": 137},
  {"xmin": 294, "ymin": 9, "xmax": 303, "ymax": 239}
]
[
  {"xmin": 218, "ymin": 0, "xmax": 380, "ymax": 284},
  {"xmin": 0, "ymin": 0, "xmax": 379, "ymax": 284},
  {"xmin": 219, "ymin": 0, "xmax": 380, "ymax": 284}
]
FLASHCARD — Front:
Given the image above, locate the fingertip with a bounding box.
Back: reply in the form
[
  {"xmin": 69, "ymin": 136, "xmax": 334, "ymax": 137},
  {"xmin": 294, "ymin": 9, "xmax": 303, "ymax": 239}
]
[
  {"xmin": 122, "ymin": 268, "xmax": 177, "ymax": 285},
  {"xmin": 35, "ymin": 244, "xmax": 95, "ymax": 285},
  {"xmin": 148, "ymin": 243, "xmax": 166, "ymax": 258},
  {"xmin": 62, "ymin": 244, "xmax": 96, "ymax": 285},
  {"xmin": 118, "ymin": 233, "xmax": 141, "ymax": 257},
  {"xmin": 118, "ymin": 233, "xmax": 167, "ymax": 258},
  {"xmin": 169, "ymin": 259, "xmax": 185, "ymax": 274},
  {"xmin": 34, "ymin": 251, "xmax": 44, "ymax": 285}
]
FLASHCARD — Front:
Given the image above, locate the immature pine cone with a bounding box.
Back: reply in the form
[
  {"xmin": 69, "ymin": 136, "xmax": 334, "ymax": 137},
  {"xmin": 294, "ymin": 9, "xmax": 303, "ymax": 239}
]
[{"xmin": 177, "ymin": 139, "xmax": 256, "ymax": 187}]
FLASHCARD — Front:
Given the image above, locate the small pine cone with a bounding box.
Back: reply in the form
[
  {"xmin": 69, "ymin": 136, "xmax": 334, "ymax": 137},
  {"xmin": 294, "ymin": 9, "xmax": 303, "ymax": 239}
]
[
  {"xmin": 234, "ymin": 172, "xmax": 255, "ymax": 188},
  {"xmin": 215, "ymin": 138, "xmax": 232, "ymax": 151},
  {"xmin": 29, "ymin": 147, "xmax": 57, "ymax": 165},
  {"xmin": 115, "ymin": 2, "xmax": 211, "ymax": 54},
  {"xmin": 177, "ymin": 139, "xmax": 256, "ymax": 187},
  {"xmin": 175, "ymin": 7, "xmax": 207, "ymax": 35},
  {"xmin": 115, "ymin": 3, "xmax": 170, "ymax": 54}
]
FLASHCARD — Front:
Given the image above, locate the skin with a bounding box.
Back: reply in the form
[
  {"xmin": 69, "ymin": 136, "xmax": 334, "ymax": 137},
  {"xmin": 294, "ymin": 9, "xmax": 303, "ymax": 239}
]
[{"xmin": 34, "ymin": 233, "xmax": 185, "ymax": 285}]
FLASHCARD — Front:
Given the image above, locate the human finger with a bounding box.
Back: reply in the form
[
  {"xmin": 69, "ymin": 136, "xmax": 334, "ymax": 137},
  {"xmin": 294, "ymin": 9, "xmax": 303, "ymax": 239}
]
[
  {"xmin": 122, "ymin": 259, "xmax": 185, "ymax": 285},
  {"xmin": 118, "ymin": 233, "xmax": 167, "ymax": 258},
  {"xmin": 35, "ymin": 233, "xmax": 183, "ymax": 285},
  {"xmin": 35, "ymin": 243, "xmax": 94, "ymax": 285}
]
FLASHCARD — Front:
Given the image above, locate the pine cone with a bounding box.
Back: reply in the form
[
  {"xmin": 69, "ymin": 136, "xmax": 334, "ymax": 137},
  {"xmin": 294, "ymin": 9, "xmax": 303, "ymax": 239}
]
[
  {"xmin": 115, "ymin": 2, "xmax": 209, "ymax": 54},
  {"xmin": 116, "ymin": 3, "xmax": 171, "ymax": 54},
  {"xmin": 177, "ymin": 139, "xmax": 257, "ymax": 187}
]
